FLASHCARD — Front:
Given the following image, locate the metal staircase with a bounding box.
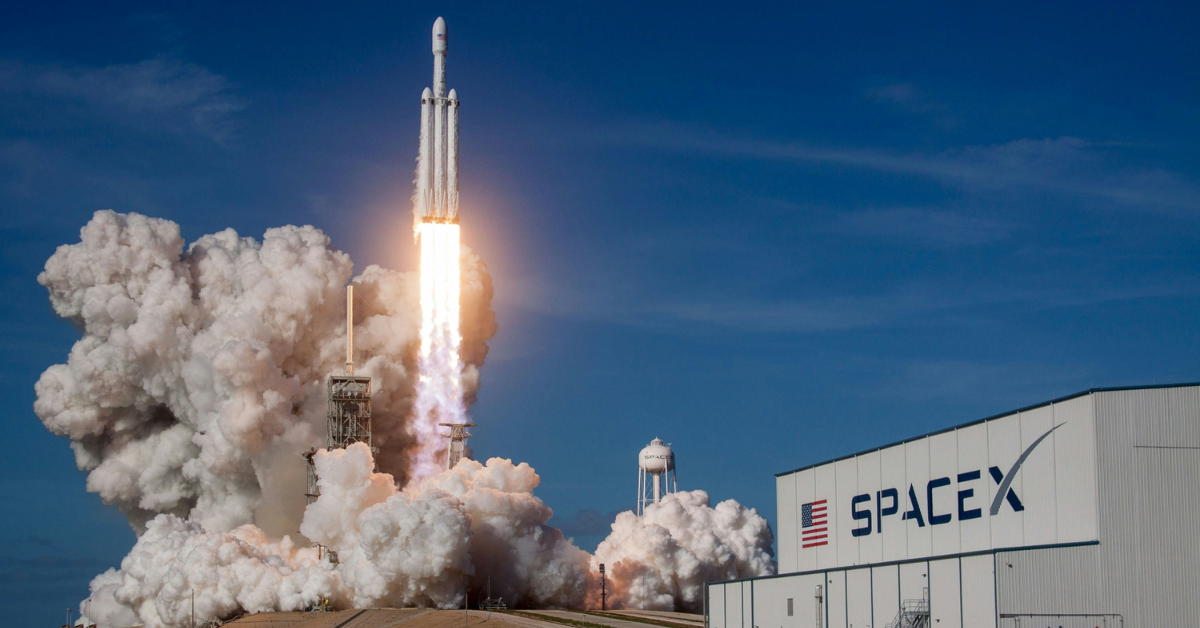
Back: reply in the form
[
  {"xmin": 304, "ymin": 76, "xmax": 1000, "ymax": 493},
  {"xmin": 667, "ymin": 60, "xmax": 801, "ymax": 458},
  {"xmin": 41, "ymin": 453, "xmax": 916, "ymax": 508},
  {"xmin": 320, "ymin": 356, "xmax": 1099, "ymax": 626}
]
[{"xmin": 886, "ymin": 589, "xmax": 930, "ymax": 628}]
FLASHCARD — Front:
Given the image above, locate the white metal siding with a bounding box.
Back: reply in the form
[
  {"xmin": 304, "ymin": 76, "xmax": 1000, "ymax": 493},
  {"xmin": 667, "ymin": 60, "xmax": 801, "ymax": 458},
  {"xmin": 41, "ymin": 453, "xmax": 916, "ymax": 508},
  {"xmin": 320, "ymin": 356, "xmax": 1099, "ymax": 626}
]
[
  {"xmin": 995, "ymin": 544, "xmax": 1104, "ymax": 614},
  {"xmin": 857, "ymin": 453, "xmax": 883, "ymax": 565},
  {"xmin": 880, "ymin": 445, "xmax": 908, "ymax": 562},
  {"xmin": 742, "ymin": 581, "xmax": 752, "ymax": 628},
  {"xmin": 833, "ymin": 458, "xmax": 859, "ymax": 567},
  {"xmin": 871, "ymin": 565, "xmax": 899, "ymax": 628},
  {"xmin": 777, "ymin": 473, "xmax": 798, "ymax": 574},
  {"xmin": 737, "ymin": 384, "xmax": 1200, "ymax": 628},
  {"xmin": 752, "ymin": 575, "xmax": 799, "ymax": 628},
  {"xmin": 726, "ymin": 582, "xmax": 743, "ymax": 628},
  {"xmin": 846, "ymin": 569, "xmax": 871, "ymax": 628},
  {"xmin": 709, "ymin": 584, "xmax": 726, "ymax": 628},
  {"xmin": 959, "ymin": 554, "xmax": 995, "ymax": 628},
  {"xmin": 1134, "ymin": 447, "xmax": 1200, "ymax": 627},
  {"xmin": 899, "ymin": 561, "xmax": 927, "ymax": 605},
  {"xmin": 956, "ymin": 422, "xmax": 991, "ymax": 553},
  {"xmin": 929, "ymin": 431, "xmax": 960, "ymax": 556},
  {"xmin": 780, "ymin": 393, "xmax": 1099, "ymax": 571},
  {"xmin": 929, "ymin": 558, "xmax": 961, "ymax": 628}
]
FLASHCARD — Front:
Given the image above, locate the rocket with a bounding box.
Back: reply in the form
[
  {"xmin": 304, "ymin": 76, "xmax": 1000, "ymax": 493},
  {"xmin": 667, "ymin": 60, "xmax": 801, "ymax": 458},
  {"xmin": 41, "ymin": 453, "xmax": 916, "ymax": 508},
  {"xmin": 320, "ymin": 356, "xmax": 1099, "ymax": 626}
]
[{"xmin": 416, "ymin": 17, "xmax": 459, "ymax": 225}]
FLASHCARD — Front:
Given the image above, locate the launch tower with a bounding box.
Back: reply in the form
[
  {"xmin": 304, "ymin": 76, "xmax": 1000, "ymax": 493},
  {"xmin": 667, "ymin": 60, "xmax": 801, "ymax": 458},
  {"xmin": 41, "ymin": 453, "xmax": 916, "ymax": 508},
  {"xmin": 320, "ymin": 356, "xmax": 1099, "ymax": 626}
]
[{"xmin": 304, "ymin": 285, "xmax": 374, "ymax": 506}]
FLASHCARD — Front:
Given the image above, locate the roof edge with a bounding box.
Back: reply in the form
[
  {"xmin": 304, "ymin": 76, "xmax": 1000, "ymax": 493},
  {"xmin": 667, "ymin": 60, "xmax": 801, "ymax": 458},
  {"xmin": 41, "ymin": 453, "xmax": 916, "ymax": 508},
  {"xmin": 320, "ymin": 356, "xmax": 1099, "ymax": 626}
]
[{"xmin": 775, "ymin": 382, "xmax": 1200, "ymax": 478}]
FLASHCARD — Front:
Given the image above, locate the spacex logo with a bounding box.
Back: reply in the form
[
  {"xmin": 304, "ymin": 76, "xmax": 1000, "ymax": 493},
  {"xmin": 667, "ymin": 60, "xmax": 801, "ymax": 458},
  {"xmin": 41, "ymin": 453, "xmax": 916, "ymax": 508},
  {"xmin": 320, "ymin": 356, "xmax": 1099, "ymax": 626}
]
[{"xmin": 824, "ymin": 423, "xmax": 1067, "ymax": 540}]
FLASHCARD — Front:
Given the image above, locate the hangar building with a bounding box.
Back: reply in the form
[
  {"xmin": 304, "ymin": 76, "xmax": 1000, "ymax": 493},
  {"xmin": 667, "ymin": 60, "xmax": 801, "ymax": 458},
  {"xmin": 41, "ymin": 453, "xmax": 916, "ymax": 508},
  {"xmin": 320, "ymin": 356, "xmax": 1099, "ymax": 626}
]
[{"xmin": 705, "ymin": 384, "xmax": 1200, "ymax": 628}]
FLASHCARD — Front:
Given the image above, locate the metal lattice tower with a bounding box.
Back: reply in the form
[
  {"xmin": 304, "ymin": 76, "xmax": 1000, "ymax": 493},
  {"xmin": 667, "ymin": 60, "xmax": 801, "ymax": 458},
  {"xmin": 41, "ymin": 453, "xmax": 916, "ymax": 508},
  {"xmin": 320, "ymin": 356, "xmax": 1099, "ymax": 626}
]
[
  {"xmin": 305, "ymin": 285, "xmax": 374, "ymax": 509},
  {"xmin": 440, "ymin": 422, "xmax": 475, "ymax": 469}
]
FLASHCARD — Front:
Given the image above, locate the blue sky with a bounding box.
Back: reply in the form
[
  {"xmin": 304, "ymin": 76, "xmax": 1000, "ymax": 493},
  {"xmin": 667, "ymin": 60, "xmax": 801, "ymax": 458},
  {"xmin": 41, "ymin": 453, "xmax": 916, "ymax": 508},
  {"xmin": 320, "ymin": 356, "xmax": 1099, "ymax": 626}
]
[{"xmin": 2, "ymin": 2, "xmax": 1198, "ymax": 625}]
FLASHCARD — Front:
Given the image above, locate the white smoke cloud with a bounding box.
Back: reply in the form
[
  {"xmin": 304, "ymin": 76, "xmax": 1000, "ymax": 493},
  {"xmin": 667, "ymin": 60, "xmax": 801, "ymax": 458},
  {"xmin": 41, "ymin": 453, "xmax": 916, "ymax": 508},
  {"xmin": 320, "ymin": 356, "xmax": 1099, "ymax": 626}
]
[
  {"xmin": 83, "ymin": 443, "xmax": 590, "ymax": 627},
  {"xmin": 83, "ymin": 516, "xmax": 337, "ymax": 628},
  {"xmin": 590, "ymin": 491, "xmax": 776, "ymax": 612},
  {"xmin": 42, "ymin": 211, "xmax": 773, "ymax": 626},
  {"xmin": 35, "ymin": 210, "xmax": 495, "ymax": 536}
]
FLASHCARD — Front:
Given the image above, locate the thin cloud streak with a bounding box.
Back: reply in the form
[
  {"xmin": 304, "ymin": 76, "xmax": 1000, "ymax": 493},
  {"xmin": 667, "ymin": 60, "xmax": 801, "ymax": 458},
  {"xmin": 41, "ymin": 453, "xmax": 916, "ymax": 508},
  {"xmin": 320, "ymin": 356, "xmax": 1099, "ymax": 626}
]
[
  {"xmin": 0, "ymin": 56, "xmax": 245, "ymax": 145},
  {"xmin": 501, "ymin": 275, "xmax": 1200, "ymax": 334},
  {"xmin": 595, "ymin": 124, "xmax": 1200, "ymax": 214}
]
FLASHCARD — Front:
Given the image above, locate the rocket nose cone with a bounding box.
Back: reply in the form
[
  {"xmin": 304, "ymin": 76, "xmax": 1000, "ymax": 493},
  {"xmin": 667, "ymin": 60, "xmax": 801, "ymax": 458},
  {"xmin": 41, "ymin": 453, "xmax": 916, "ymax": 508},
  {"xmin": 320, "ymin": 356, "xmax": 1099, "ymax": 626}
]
[
  {"xmin": 422, "ymin": 87, "xmax": 433, "ymax": 97},
  {"xmin": 432, "ymin": 17, "xmax": 448, "ymax": 52},
  {"xmin": 447, "ymin": 88, "xmax": 458, "ymax": 100}
]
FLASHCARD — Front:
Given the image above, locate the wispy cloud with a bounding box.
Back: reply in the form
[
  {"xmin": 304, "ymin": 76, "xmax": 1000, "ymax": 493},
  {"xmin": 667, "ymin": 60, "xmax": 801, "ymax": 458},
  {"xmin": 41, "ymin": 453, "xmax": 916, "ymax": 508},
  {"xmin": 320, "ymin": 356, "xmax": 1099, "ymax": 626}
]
[
  {"xmin": 0, "ymin": 56, "xmax": 245, "ymax": 144},
  {"xmin": 866, "ymin": 82, "xmax": 961, "ymax": 129},
  {"xmin": 594, "ymin": 125, "xmax": 1200, "ymax": 215},
  {"xmin": 504, "ymin": 273, "xmax": 1200, "ymax": 334},
  {"xmin": 833, "ymin": 207, "xmax": 1014, "ymax": 246}
]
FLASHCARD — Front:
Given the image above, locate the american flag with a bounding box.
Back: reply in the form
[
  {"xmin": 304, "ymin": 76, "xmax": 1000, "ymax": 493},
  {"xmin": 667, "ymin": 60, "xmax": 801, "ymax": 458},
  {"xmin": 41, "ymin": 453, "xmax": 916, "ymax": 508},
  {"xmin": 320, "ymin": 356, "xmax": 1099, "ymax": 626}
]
[
  {"xmin": 801, "ymin": 499, "xmax": 828, "ymax": 548},
  {"xmin": 437, "ymin": 33, "xmax": 446, "ymax": 39}
]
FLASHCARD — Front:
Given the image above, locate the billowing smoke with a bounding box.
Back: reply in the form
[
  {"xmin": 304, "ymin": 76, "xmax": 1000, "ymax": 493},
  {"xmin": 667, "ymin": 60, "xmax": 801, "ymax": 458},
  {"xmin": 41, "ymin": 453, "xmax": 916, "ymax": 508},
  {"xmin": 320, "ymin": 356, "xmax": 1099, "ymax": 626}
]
[
  {"xmin": 38, "ymin": 211, "xmax": 773, "ymax": 627},
  {"xmin": 35, "ymin": 210, "xmax": 494, "ymax": 535},
  {"xmin": 590, "ymin": 491, "xmax": 775, "ymax": 612},
  {"xmin": 83, "ymin": 443, "xmax": 589, "ymax": 628}
]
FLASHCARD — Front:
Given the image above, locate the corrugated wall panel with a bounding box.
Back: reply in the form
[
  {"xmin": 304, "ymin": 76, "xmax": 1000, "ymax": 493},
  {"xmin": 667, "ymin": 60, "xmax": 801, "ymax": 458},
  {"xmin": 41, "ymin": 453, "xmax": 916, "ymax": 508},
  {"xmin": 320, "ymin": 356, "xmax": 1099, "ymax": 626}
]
[
  {"xmin": 752, "ymin": 575, "xmax": 803, "ymax": 628},
  {"xmin": 777, "ymin": 473, "xmax": 798, "ymax": 573},
  {"xmin": 846, "ymin": 568, "xmax": 871, "ymax": 628},
  {"xmin": 959, "ymin": 554, "xmax": 994, "ymax": 628},
  {"xmin": 833, "ymin": 458, "xmax": 859, "ymax": 567},
  {"xmin": 1016, "ymin": 405, "xmax": 1057, "ymax": 546},
  {"xmin": 708, "ymin": 584, "xmax": 726, "ymax": 628},
  {"xmin": 1094, "ymin": 387, "xmax": 1200, "ymax": 627},
  {"xmin": 929, "ymin": 431, "xmax": 961, "ymax": 556},
  {"xmin": 899, "ymin": 561, "xmax": 927, "ymax": 605},
  {"xmin": 995, "ymin": 544, "xmax": 1104, "ymax": 614},
  {"xmin": 956, "ymin": 422, "xmax": 991, "ymax": 553},
  {"xmin": 814, "ymin": 463, "xmax": 837, "ymax": 570},
  {"xmin": 1135, "ymin": 447, "xmax": 1200, "ymax": 627},
  {"xmin": 1094, "ymin": 390, "xmax": 1139, "ymax": 624},
  {"xmin": 825, "ymin": 571, "xmax": 846, "ymax": 628},
  {"xmin": 1052, "ymin": 395, "xmax": 1098, "ymax": 543},
  {"xmin": 793, "ymin": 573, "xmax": 823, "ymax": 628},
  {"xmin": 857, "ymin": 453, "xmax": 883, "ymax": 564},
  {"xmin": 795, "ymin": 465, "xmax": 818, "ymax": 573},
  {"xmin": 904, "ymin": 439, "xmax": 933, "ymax": 558},
  {"xmin": 879, "ymin": 445, "xmax": 908, "ymax": 562},
  {"xmin": 1133, "ymin": 385, "xmax": 1200, "ymax": 446},
  {"xmin": 742, "ymin": 581, "xmax": 752, "ymax": 628},
  {"xmin": 871, "ymin": 565, "xmax": 899, "ymax": 628},
  {"xmin": 726, "ymin": 581, "xmax": 743, "ymax": 628},
  {"xmin": 929, "ymin": 558, "xmax": 961, "ymax": 628}
]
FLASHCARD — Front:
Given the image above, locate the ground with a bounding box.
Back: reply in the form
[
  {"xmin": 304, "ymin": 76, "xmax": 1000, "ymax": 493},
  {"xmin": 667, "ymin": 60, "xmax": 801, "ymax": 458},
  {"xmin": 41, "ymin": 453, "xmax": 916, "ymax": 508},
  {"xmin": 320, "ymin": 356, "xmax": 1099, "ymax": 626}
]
[{"xmin": 217, "ymin": 609, "xmax": 703, "ymax": 628}]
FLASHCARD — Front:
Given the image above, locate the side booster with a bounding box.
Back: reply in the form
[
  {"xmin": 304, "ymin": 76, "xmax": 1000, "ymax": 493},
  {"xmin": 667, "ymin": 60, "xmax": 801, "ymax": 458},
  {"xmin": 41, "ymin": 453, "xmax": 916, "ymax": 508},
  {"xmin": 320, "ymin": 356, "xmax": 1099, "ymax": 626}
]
[{"xmin": 416, "ymin": 17, "xmax": 460, "ymax": 225}]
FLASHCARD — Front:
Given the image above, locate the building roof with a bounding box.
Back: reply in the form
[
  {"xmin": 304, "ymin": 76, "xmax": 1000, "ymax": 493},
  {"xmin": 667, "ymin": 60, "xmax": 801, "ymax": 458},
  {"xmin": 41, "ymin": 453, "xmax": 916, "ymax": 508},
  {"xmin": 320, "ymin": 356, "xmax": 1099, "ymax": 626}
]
[{"xmin": 775, "ymin": 382, "xmax": 1200, "ymax": 478}]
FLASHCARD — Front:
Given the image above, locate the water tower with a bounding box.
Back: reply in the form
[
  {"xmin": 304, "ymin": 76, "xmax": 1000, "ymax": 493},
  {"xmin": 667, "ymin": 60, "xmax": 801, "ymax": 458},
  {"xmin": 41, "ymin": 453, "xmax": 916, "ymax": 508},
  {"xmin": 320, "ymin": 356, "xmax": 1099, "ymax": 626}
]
[{"xmin": 637, "ymin": 437, "xmax": 678, "ymax": 516}]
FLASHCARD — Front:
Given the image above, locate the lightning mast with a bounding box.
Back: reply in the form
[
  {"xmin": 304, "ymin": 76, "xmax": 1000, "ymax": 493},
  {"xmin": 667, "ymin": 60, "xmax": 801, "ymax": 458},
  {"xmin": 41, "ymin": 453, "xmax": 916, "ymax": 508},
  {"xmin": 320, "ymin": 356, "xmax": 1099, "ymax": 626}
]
[{"xmin": 305, "ymin": 286, "xmax": 375, "ymax": 561}]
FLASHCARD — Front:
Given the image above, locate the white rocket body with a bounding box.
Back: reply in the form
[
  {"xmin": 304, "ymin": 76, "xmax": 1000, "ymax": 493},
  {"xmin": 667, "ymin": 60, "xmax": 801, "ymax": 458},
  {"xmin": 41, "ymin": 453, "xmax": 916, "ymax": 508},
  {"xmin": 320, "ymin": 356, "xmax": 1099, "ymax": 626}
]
[{"xmin": 416, "ymin": 17, "xmax": 459, "ymax": 225}]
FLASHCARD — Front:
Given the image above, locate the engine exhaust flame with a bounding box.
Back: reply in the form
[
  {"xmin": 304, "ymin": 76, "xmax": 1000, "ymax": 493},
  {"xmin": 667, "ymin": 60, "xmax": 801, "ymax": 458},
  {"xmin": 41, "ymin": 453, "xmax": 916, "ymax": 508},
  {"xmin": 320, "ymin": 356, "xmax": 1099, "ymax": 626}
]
[{"xmin": 411, "ymin": 221, "xmax": 465, "ymax": 483}]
